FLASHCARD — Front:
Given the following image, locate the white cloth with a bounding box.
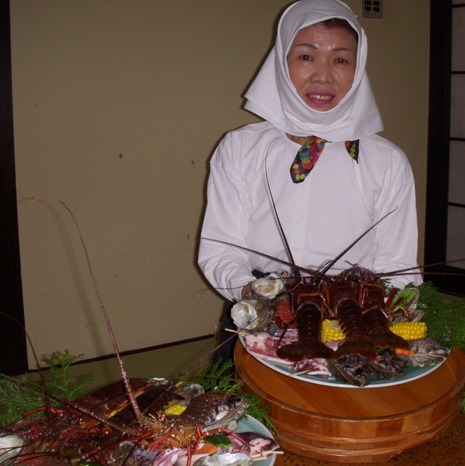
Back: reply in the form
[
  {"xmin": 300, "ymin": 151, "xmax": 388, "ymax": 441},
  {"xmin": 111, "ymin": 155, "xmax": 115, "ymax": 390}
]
[
  {"xmin": 244, "ymin": 0, "xmax": 383, "ymax": 140},
  {"xmin": 198, "ymin": 0, "xmax": 421, "ymax": 301},
  {"xmin": 199, "ymin": 122, "xmax": 421, "ymax": 301}
]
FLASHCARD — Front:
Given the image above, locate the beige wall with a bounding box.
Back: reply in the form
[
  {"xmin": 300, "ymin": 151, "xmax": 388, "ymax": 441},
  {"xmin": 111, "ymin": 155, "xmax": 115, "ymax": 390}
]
[{"xmin": 10, "ymin": 1, "xmax": 430, "ymax": 368}]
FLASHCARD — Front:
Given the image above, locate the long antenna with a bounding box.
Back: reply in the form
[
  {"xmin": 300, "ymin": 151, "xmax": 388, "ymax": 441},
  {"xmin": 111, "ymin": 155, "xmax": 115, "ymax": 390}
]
[
  {"xmin": 24, "ymin": 196, "xmax": 142, "ymax": 420},
  {"xmin": 319, "ymin": 208, "xmax": 397, "ymax": 276},
  {"xmin": 264, "ymin": 139, "xmax": 300, "ymax": 278}
]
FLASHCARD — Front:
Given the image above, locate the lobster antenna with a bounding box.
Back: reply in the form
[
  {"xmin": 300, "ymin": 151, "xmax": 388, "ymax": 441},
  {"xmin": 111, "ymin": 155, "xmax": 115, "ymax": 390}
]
[
  {"xmin": 319, "ymin": 207, "xmax": 397, "ymax": 277},
  {"xmin": 376, "ymin": 258, "xmax": 465, "ymax": 278},
  {"xmin": 203, "ymin": 207, "xmax": 397, "ymax": 280},
  {"xmin": 264, "ymin": 139, "xmax": 300, "ymax": 277},
  {"xmin": 23, "ymin": 196, "xmax": 142, "ymax": 420},
  {"xmin": 201, "ymin": 236, "xmax": 317, "ymax": 275}
]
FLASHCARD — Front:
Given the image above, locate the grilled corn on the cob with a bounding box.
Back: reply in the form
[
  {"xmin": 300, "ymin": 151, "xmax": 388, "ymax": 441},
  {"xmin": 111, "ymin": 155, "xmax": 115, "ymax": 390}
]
[
  {"xmin": 320, "ymin": 319, "xmax": 427, "ymax": 342},
  {"xmin": 390, "ymin": 321, "xmax": 427, "ymax": 340},
  {"xmin": 320, "ymin": 319, "xmax": 345, "ymax": 342}
]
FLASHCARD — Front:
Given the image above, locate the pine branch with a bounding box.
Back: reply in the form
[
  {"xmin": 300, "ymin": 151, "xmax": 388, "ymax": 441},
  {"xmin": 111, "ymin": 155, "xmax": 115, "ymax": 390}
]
[{"xmin": 0, "ymin": 350, "xmax": 94, "ymax": 427}]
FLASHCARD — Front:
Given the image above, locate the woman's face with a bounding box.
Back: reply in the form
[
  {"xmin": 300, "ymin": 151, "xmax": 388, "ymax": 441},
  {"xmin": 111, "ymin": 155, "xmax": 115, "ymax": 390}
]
[{"xmin": 286, "ymin": 23, "xmax": 357, "ymax": 111}]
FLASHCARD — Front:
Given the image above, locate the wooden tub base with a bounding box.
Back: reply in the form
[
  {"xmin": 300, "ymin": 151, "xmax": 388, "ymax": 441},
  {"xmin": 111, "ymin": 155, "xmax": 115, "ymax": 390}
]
[{"xmin": 234, "ymin": 343, "xmax": 465, "ymax": 463}]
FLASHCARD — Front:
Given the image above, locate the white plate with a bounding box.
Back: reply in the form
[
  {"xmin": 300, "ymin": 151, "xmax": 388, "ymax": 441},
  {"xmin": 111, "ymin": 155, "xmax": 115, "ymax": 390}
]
[
  {"xmin": 235, "ymin": 415, "xmax": 277, "ymax": 466},
  {"xmin": 239, "ymin": 336, "xmax": 446, "ymax": 388}
]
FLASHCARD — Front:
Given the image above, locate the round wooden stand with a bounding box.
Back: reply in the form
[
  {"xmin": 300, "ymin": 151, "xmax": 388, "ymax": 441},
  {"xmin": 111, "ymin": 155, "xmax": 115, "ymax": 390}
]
[{"xmin": 234, "ymin": 342, "xmax": 465, "ymax": 464}]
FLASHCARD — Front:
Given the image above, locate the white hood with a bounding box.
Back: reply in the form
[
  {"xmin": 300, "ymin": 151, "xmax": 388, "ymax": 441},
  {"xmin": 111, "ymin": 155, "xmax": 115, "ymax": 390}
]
[{"xmin": 244, "ymin": 0, "xmax": 383, "ymax": 141}]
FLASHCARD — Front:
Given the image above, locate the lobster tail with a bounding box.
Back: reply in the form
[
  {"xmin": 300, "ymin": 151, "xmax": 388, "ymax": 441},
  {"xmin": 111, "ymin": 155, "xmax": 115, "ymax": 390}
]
[
  {"xmin": 296, "ymin": 301, "xmax": 334, "ymax": 359},
  {"xmin": 330, "ymin": 282, "xmax": 377, "ymax": 359},
  {"xmin": 334, "ymin": 337, "xmax": 377, "ymax": 360},
  {"xmin": 370, "ymin": 332, "xmax": 409, "ymax": 350},
  {"xmin": 364, "ymin": 309, "xmax": 409, "ymax": 350},
  {"xmin": 277, "ymin": 299, "xmax": 334, "ymax": 361},
  {"xmin": 276, "ymin": 343, "xmax": 305, "ymax": 361}
]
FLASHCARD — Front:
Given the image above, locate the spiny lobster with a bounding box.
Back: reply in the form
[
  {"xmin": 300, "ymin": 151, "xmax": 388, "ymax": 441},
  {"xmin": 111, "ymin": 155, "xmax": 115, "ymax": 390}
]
[{"xmin": 0, "ymin": 198, "xmax": 278, "ymax": 466}]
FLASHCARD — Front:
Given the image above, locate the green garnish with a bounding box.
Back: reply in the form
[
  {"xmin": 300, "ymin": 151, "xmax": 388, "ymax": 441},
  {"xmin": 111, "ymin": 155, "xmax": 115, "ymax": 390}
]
[
  {"xmin": 204, "ymin": 433, "xmax": 233, "ymax": 447},
  {"xmin": 418, "ymin": 281, "xmax": 465, "ymax": 349},
  {"xmin": 0, "ymin": 350, "xmax": 93, "ymax": 426}
]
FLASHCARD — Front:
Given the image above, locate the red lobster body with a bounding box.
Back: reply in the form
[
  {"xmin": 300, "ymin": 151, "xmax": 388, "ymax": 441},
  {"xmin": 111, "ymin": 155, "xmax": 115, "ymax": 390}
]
[
  {"xmin": 326, "ymin": 276, "xmax": 377, "ymax": 360},
  {"xmin": 276, "ymin": 282, "xmax": 334, "ymax": 361},
  {"xmin": 3, "ymin": 379, "xmax": 249, "ymax": 464},
  {"xmin": 275, "ymin": 268, "xmax": 410, "ymax": 362},
  {"xmin": 359, "ymin": 281, "xmax": 410, "ymax": 351}
]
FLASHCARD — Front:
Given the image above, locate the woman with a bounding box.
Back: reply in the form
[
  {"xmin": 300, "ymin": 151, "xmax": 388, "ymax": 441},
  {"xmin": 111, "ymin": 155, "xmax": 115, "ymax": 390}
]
[{"xmin": 198, "ymin": 0, "xmax": 421, "ymax": 359}]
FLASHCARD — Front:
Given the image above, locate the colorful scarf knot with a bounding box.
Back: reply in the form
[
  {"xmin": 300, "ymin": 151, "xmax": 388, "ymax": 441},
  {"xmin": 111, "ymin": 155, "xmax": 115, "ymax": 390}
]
[
  {"xmin": 345, "ymin": 140, "xmax": 359, "ymax": 162},
  {"xmin": 290, "ymin": 137, "xmax": 359, "ymax": 183}
]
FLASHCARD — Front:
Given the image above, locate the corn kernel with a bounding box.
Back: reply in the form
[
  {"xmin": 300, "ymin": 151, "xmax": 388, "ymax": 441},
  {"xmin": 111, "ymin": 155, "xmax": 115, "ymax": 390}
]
[
  {"xmin": 320, "ymin": 319, "xmax": 346, "ymax": 342},
  {"xmin": 164, "ymin": 404, "xmax": 187, "ymax": 415},
  {"xmin": 320, "ymin": 319, "xmax": 426, "ymax": 342},
  {"xmin": 390, "ymin": 321, "xmax": 426, "ymax": 340}
]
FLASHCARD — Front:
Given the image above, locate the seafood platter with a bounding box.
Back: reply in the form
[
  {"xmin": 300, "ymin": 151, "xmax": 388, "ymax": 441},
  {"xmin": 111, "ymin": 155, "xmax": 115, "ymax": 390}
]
[
  {"xmin": 232, "ymin": 270, "xmax": 465, "ymax": 463},
  {"xmin": 234, "ymin": 337, "xmax": 465, "ymax": 463},
  {"xmin": 0, "ymin": 374, "xmax": 280, "ymax": 465},
  {"xmin": 239, "ymin": 332, "xmax": 447, "ymax": 388},
  {"xmin": 232, "ymin": 268, "xmax": 451, "ymax": 388},
  {"xmin": 0, "ymin": 198, "xmax": 281, "ymax": 465}
]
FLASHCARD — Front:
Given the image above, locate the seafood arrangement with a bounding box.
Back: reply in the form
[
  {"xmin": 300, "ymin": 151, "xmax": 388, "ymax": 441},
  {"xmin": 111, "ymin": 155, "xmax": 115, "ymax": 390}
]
[
  {"xmin": 1, "ymin": 185, "xmax": 462, "ymax": 464},
  {"xmin": 0, "ymin": 198, "xmax": 280, "ymax": 465},
  {"xmin": 0, "ymin": 375, "xmax": 280, "ymax": 465},
  {"xmin": 233, "ymin": 266, "xmax": 451, "ymax": 387},
  {"xmin": 224, "ymin": 182, "xmax": 454, "ymax": 388}
]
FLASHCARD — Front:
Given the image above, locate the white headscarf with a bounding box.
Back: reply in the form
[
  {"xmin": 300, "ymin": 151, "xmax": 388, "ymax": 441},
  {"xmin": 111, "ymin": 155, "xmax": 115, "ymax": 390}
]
[{"xmin": 244, "ymin": 0, "xmax": 383, "ymax": 141}]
